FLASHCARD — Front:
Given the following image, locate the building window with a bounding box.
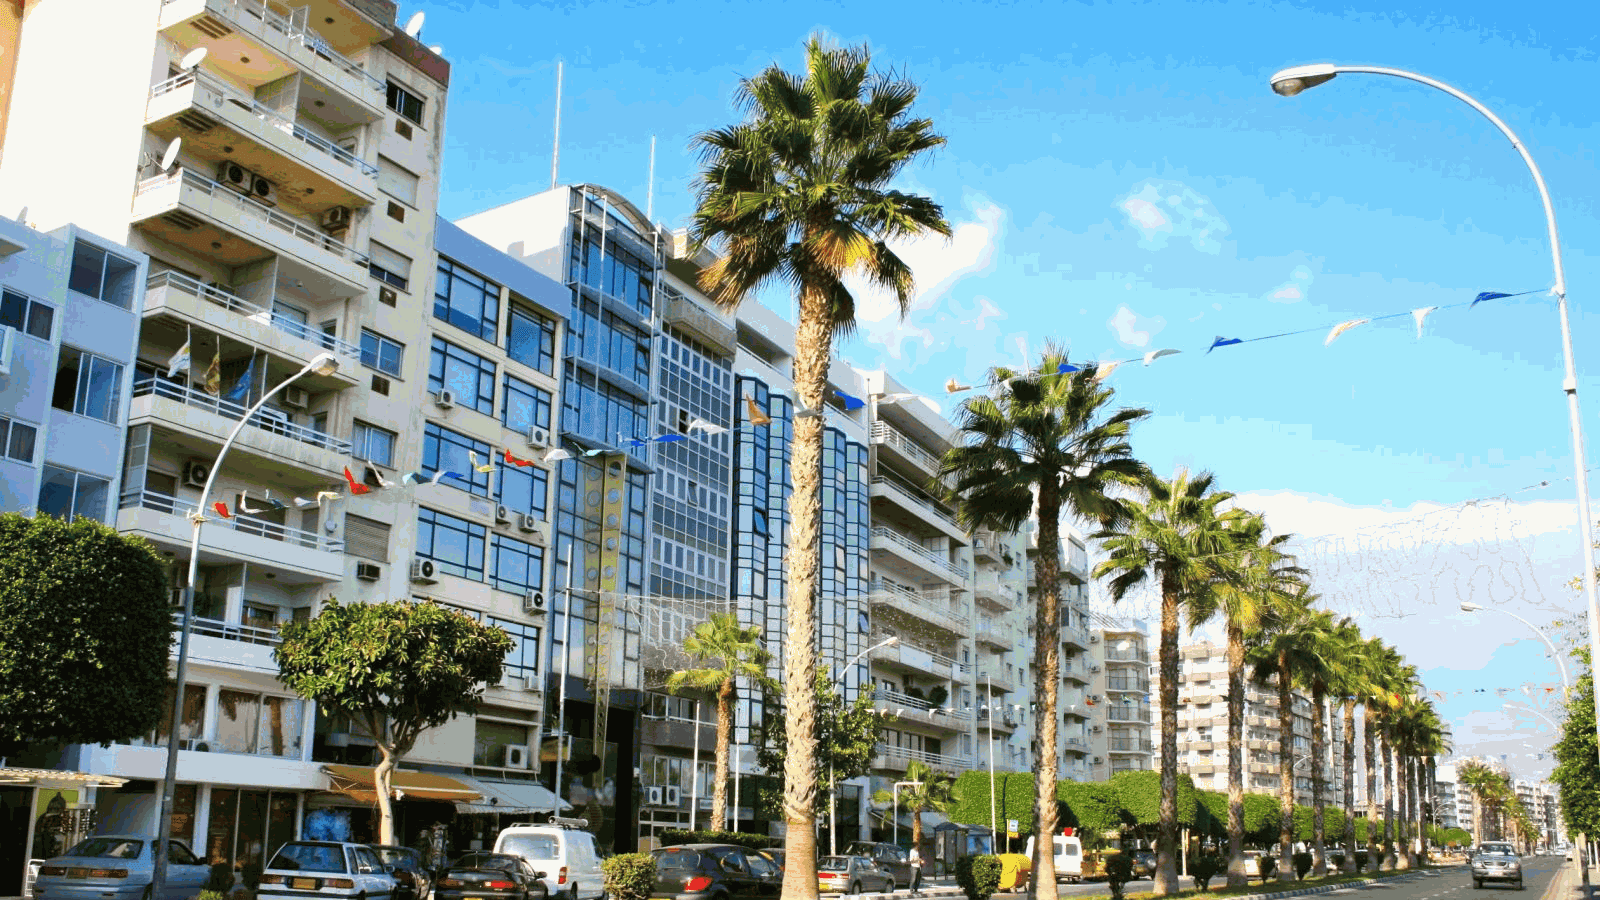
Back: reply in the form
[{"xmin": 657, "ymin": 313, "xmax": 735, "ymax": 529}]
[
  {"xmin": 428, "ymin": 337, "xmax": 495, "ymax": 414},
  {"xmin": 386, "ymin": 80, "xmax": 424, "ymax": 124},
  {"xmin": 351, "ymin": 420, "xmax": 397, "ymax": 468},
  {"xmin": 51, "ymin": 347, "xmax": 122, "ymax": 423},
  {"xmin": 501, "ymin": 374, "xmax": 552, "ymax": 434},
  {"xmin": 0, "ymin": 416, "xmax": 37, "ymax": 463},
  {"xmin": 434, "ymin": 257, "xmax": 500, "ymax": 342},
  {"xmin": 68, "ymin": 241, "xmax": 138, "ymax": 309},
  {"xmin": 368, "ymin": 241, "xmax": 412, "ymax": 291},
  {"xmin": 360, "ymin": 330, "xmax": 404, "ymax": 377},
  {"xmin": 506, "ymin": 305, "xmax": 557, "ymax": 375},
  {"xmin": 473, "ymin": 716, "xmax": 534, "ymax": 767},
  {"xmin": 490, "ymin": 533, "xmax": 545, "ymax": 594},
  {"xmin": 345, "ymin": 514, "xmax": 391, "ymax": 563},
  {"xmin": 37, "ymin": 465, "xmax": 109, "ymax": 521},
  {"xmin": 377, "ymin": 156, "xmax": 420, "ymax": 207},
  {"xmin": 213, "ymin": 689, "xmax": 304, "ymax": 758},
  {"xmin": 416, "ymin": 506, "xmax": 486, "ymax": 581},
  {"xmin": 497, "ymin": 464, "xmax": 549, "ymax": 519},
  {"xmin": 423, "ymin": 423, "xmax": 492, "ymax": 496},
  {"xmin": 0, "ymin": 289, "xmax": 53, "ymax": 339}
]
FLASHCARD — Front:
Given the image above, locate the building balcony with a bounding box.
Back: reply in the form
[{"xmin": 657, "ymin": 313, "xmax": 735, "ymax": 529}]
[
  {"xmin": 869, "ymin": 475, "xmax": 966, "ymax": 543},
  {"xmin": 1107, "ymin": 706, "xmax": 1152, "ymax": 724},
  {"xmin": 1106, "ymin": 650, "xmax": 1150, "ymax": 665},
  {"xmin": 170, "ymin": 611, "xmax": 284, "ymax": 673},
  {"xmin": 1109, "ymin": 737, "xmax": 1153, "ymax": 753},
  {"xmin": 874, "ymin": 689, "xmax": 972, "ymax": 734},
  {"xmin": 158, "ymin": 0, "xmax": 388, "ymax": 121},
  {"xmin": 119, "ymin": 488, "xmax": 344, "ymax": 581},
  {"xmin": 978, "ymin": 669, "xmax": 1017, "ymax": 695},
  {"xmin": 972, "ymin": 576, "xmax": 1017, "ymax": 612},
  {"xmin": 975, "ymin": 707, "xmax": 1016, "ymax": 734},
  {"xmin": 869, "ymin": 420, "xmax": 947, "ymax": 480},
  {"xmin": 1061, "ymin": 622, "xmax": 1092, "ymax": 652},
  {"xmin": 144, "ymin": 271, "xmax": 362, "ymax": 376},
  {"xmin": 870, "ymin": 639, "xmax": 961, "ymax": 681},
  {"xmin": 1062, "ymin": 736, "xmax": 1091, "ymax": 755},
  {"xmin": 132, "ymin": 169, "xmax": 370, "ymax": 297},
  {"xmin": 972, "ymin": 532, "xmax": 1001, "ymax": 564},
  {"xmin": 130, "ymin": 376, "xmax": 353, "ymax": 478},
  {"xmin": 871, "ymin": 526, "xmax": 968, "ymax": 585},
  {"xmin": 873, "ymin": 744, "xmax": 969, "ymax": 777},
  {"xmin": 1061, "ymin": 660, "xmax": 1091, "ymax": 685},
  {"xmin": 975, "ymin": 620, "xmax": 1009, "ymax": 651},
  {"xmin": 1106, "ymin": 676, "xmax": 1150, "ymax": 694},
  {"xmin": 867, "ymin": 579, "xmax": 970, "ymax": 639}
]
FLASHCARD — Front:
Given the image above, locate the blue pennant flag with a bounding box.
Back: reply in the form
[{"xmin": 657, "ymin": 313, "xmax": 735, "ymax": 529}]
[
  {"xmin": 1208, "ymin": 336, "xmax": 1243, "ymax": 354},
  {"xmin": 1056, "ymin": 362, "xmax": 1081, "ymax": 374},
  {"xmin": 625, "ymin": 438, "xmax": 648, "ymax": 448},
  {"xmin": 833, "ymin": 389, "xmax": 865, "ymax": 411},
  {"xmin": 1472, "ymin": 291, "xmax": 1514, "ymax": 308},
  {"xmin": 655, "ymin": 434, "xmax": 686, "ymax": 444},
  {"xmin": 223, "ymin": 357, "xmax": 255, "ymax": 405}
]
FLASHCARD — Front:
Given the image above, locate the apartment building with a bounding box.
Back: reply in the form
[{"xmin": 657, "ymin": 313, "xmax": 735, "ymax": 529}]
[
  {"xmin": 970, "ymin": 525, "xmax": 1027, "ymax": 776},
  {"xmin": 1432, "ymin": 764, "xmax": 1460, "ymax": 830},
  {"xmin": 1022, "ymin": 527, "xmax": 1095, "ymax": 782},
  {"xmin": 1088, "ymin": 616, "xmax": 1155, "ymax": 780}
]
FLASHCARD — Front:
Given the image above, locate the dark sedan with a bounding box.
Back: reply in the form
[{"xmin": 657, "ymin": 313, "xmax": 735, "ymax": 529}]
[
  {"xmin": 372, "ymin": 846, "xmax": 433, "ymax": 900},
  {"xmin": 436, "ymin": 853, "xmax": 549, "ymax": 900},
  {"xmin": 650, "ymin": 844, "xmax": 781, "ymax": 900},
  {"xmin": 1133, "ymin": 850, "xmax": 1156, "ymax": 878}
]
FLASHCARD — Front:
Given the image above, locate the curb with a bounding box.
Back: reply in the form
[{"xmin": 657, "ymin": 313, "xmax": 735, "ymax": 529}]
[{"xmin": 1226, "ymin": 866, "xmax": 1455, "ymax": 900}]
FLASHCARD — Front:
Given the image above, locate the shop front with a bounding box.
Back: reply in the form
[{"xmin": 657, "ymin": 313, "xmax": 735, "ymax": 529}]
[
  {"xmin": 450, "ymin": 777, "xmax": 571, "ymax": 852},
  {"xmin": 0, "ymin": 768, "xmax": 127, "ymax": 897},
  {"xmin": 314, "ymin": 765, "xmax": 481, "ymax": 848}
]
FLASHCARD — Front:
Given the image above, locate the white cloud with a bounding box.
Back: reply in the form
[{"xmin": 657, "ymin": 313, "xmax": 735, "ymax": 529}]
[
  {"xmin": 1115, "ymin": 179, "xmax": 1231, "ymax": 254},
  {"xmin": 1107, "ymin": 304, "xmax": 1167, "ymax": 348},
  {"xmin": 1266, "ymin": 265, "xmax": 1315, "ymax": 304}
]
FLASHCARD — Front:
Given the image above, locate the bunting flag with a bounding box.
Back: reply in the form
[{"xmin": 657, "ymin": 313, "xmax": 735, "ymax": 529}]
[
  {"xmin": 944, "ymin": 377, "xmax": 972, "ymax": 394},
  {"xmin": 369, "ymin": 467, "xmax": 395, "ymax": 489},
  {"xmin": 468, "ymin": 451, "xmax": 496, "ymax": 473},
  {"xmin": 263, "ymin": 491, "xmax": 286, "ymax": 511},
  {"xmin": 316, "ymin": 491, "xmax": 340, "ymax": 504},
  {"xmin": 834, "ymin": 389, "xmax": 866, "ymax": 411},
  {"xmin": 1412, "ymin": 306, "xmax": 1439, "ymax": 339},
  {"xmin": 237, "ymin": 492, "xmax": 264, "ymax": 515},
  {"xmin": 342, "ymin": 466, "xmax": 371, "ymax": 496},
  {"xmin": 213, "ymin": 501, "xmax": 231, "ymax": 519},
  {"xmin": 543, "ymin": 448, "xmax": 575, "ymax": 463},
  {"xmin": 505, "ymin": 448, "xmax": 536, "ymax": 467},
  {"xmin": 430, "ymin": 469, "xmax": 461, "ymax": 485},
  {"xmin": 1208, "ymin": 336, "xmax": 1243, "ymax": 353},
  {"xmin": 167, "ymin": 341, "xmax": 191, "ymax": 379},
  {"xmin": 876, "ymin": 392, "xmax": 920, "ymax": 405},
  {"xmin": 223, "ymin": 355, "xmax": 255, "ymax": 406},
  {"xmin": 203, "ymin": 350, "xmax": 221, "ymax": 396},
  {"xmin": 1144, "ymin": 348, "xmax": 1181, "ymax": 366},
  {"xmin": 1092, "ymin": 361, "xmax": 1123, "ymax": 383},
  {"xmin": 744, "ymin": 394, "xmax": 772, "ymax": 426},
  {"xmin": 292, "ymin": 496, "xmax": 318, "ymax": 509},
  {"xmin": 1324, "ymin": 318, "xmax": 1372, "ymax": 346},
  {"xmin": 685, "ymin": 417, "xmax": 728, "ymax": 435},
  {"xmin": 402, "ymin": 472, "xmax": 420, "ymax": 485}
]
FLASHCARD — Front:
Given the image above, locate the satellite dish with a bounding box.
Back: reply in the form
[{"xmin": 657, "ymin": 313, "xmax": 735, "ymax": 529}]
[
  {"xmin": 160, "ymin": 137, "xmax": 182, "ymax": 173},
  {"xmin": 180, "ymin": 47, "xmax": 207, "ymax": 70},
  {"xmin": 15, "ymin": 206, "xmax": 26, "ymax": 224},
  {"xmin": 403, "ymin": 10, "xmax": 424, "ymax": 37}
]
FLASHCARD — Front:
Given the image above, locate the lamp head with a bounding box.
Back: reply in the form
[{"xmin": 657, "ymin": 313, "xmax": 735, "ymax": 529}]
[
  {"xmin": 308, "ymin": 353, "xmax": 340, "ymax": 377},
  {"xmin": 1461, "ymin": 601, "xmax": 1483, "ymax": 613},
  {"xmin": 1271, "ymin": 63, "xmax": 1338, "ymax": 97}
]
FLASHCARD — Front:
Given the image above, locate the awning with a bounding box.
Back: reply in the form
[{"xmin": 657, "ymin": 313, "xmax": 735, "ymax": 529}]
[
  {"xmin": 453, "ymin": 776, "xmax": 571, "ymax": 815},
  {"xmin": 0, "ymin": 768, "xmax": 127, "ymax": 789},
  {"xmin": 321, "ymin": 765, "xmax": 482, "ymax": 804}
]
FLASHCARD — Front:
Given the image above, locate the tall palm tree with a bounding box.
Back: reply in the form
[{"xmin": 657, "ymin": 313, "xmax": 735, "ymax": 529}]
[
  {"xmin": 666, "ymin": 612, "xmax": 772, "ymax": 832},
  {"xmin": 1459, "ymin": 760, "xmax": 1501, "ymax": 846},
  {"xmin": 872, "ymin": 759, "xmax": 955, "ymax": 880},
  {"xmin": 1246, "ymin": 593, "xmax": 1326, "ymax": 882},
  {"xmin": 689, "ymin": 35, "xmax": 950, "ymax": 898},
  {"xmin": 941, "ymin": 346, "xmax": 1149, "ymax": 898},
  {"xmin": 1096, "ymin": 470, "xmax": 1245, "ymax": 896},
  {"xmin": 1325, "ymin": 617, "xmax": 1372, "ymax": 874},
  {"xmin": 1361, "ymin": 641, "xmax": 1409, "ymax": 869},
  {"xmin": 1393, "ymin": 698, "xmax": 1446, "ymax": 865}
]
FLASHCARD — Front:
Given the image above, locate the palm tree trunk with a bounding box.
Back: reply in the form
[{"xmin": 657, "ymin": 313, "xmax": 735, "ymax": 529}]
[
  {"xmin": 1382, "ymin": 734, "xmax": 1396, "ymax": 870},
  {"xmin": 1277, "ymin": 658, "xmax": 1294, "ymax": 883},
  {"xmin": 1424, "ymin": 756, "xmax": 1437, "ymax": 863},
  {"xmin": 1311, "ymin": 688, "xmax": 1327, "ymax": 876},
  {"xmin": 714, "ymin": 677, "xmax": 733, "ymax": 830},
  {"xmin": 1155, "ymin": 571, "xmax": 1181, "ymax": 896},
  {"xmin": 779, "ymin": 290, "xmax": 833, "ymax": 900},
  {"xmin": 1342, "ymin": 699, "xmax": 1357, "ymax": 873},
  {"xmin": 1394, "ymin": 749, "xmax": 1410, "ymax": 870},
  {"xmin": 1364, "ymin": 706, "xmax": 1378, "ymax": 870},
  {"xmin": 1031, "ymin": 487, "xmax": 1063, "ymax": 900},
  {"xmin": 1225, "ymin": 623, "xmax": 1247, "ymax": 889}
]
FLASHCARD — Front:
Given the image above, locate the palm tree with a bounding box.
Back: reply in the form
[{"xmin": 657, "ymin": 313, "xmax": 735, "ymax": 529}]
[
  {"xmin": 1459, "ymin": 760, "xmax": 1501, "ymax": 846},
  {"xmin": 1361, "ymin": 641, "xmax": 1409, "ymax": 869},
  {"xmin": 1325, "ymin": 618, "xmax": 1373, "ymax": 874},
  {"xmin": 1393, "ymin": 698, "xmax": 1446, "ymax": 865},
  {"xmin": 689, "ymin": 35, "xmax": 950, "ymax": 898},
  {"xmin": 941, "ymin": 346, "xmax": 1149, "ymax": 896},
  {"xmin": 665, "ymin": 612, "xmax": 772, "ymax": 832},
  {"xmin": 872, "ymin": 759, "xmax": 954, "ymax": 882},
  {"xmin": 1096, "ymin": 470, "xmax": 1245, "ymax": 896}
]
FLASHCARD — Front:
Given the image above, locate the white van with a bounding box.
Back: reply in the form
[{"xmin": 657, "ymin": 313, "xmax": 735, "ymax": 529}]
[
  {"xmin": 1023, "ymin": 833, "xmax": 1084, "ymax": 883},
  {"xmin": 494, "ymin": 819, "xmax": 607, "ymax": 900}
]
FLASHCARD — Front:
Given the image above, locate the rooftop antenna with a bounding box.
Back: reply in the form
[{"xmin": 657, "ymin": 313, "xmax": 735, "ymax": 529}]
[
  {"xmin": 179, "ymin": 47, "xmax": 207, "ymax": 70},
  {"xmin": 646, "ymin": 134, "xmax": 656, "ymax": 222},
  {"xmin": 550, "ymin": 60, "xmax": 563, "ymax": 190},
  {"xmin": 403, "ymin": 10, "xmax": 424, "ymax": 38}
]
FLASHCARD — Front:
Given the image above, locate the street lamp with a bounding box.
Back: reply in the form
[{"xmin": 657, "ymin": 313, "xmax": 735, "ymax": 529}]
[
  {"xmin": 893, "ymin": 780, "xmax": 924, "ymax": 848},
  {"xmin": 1459, "ymin": 602, "xmax": 1571, "ymax": 693},
  {"xmin": 1271, "ymin": 59, "xmax": 1600, "ymax": 792},
  {"xmin": 151, "ymin": 352, "xmax": 339, "ymax": 896},
  {"xmin": 831, "ymin": 635, "xmax": 899, "ymax": 855}
]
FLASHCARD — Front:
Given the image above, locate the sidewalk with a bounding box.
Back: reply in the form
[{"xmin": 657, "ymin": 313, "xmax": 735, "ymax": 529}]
[{"xmin": 1545, "ymin": 860, "xmax": 1591, "ymax": 900}]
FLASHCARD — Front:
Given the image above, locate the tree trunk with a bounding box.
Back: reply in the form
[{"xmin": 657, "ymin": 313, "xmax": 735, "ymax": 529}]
[
  {"xmin": 1225, "ymin": 622, "xmax": 1247, "ymax": 889},
  {"xmin": 779, "ymin": 286, "xmax": 833, "ymax": 900},
  {"xmin": 1155, "ymin": 571, "xmax": 1181, "ymax": 896},
  {"xmin": 1364, "ymin": 706, "xmax": 1378, "ymax": 870},
  {"xmin": 1277, "ymin": 657, "xmax": 1294, "ymax": 883},
  {"xmin": 375, "ymin": 743, "xmax": 397, "ymax": 846},
  {"xmin": 1394, "ymin": 748, "xmax": 1410, "ymax": 870},
  {"xmin": 1341, "ymin": 699, "xmax": 1357, "ymax": 873},
  {"xmin": 1311, "ymin": 688, "xmax": 1326, "ymax": 876},
  {"xmin": 1031, "ymin": 487, "xmax": 1063, "ymax": 900},
  {"xmin": 1382, "ymin": 735, "xmax": 1396, "ymax": 869},
  {"xmin": 714, "ymin": 677, "xmax": 733, "ymax": 831}
]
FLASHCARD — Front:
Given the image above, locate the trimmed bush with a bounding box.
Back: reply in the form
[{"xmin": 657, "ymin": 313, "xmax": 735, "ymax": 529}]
[
  {"xmin": 1293, "ymin": 852, "xmax": 1312, "ymax": 880},
  {"xmin": 657, "ymin": 829, "xmax": 779, "ymax": 850},
  {"xmin": 1329, "ymin": 852, "xmax": 1346, "ymax": 870},
  {"xmin": 602, "ymin": 854, "xmax": 657, "ymax": 900},
  {"xmin": 1190, "ymin": 852, "xmax": 1221, "ymax": 891},
  {"xmin": 241, "ymin": 863, "xmax": 263, "ymax": 890},
  {"xmin": 1259, "ymin": 854, "xmax": 1278, "ymax": 882},
  {"xmin": 1354, "ymin": 850, "xmax": 1369, "ymax": 873},
  {"xmin": 1103, "ymin": 851, "xmax": 1135, "ymax": 900},
  {"xmin": 957, "ymin": 854, "xmax": 1002, "ymax": 900}
]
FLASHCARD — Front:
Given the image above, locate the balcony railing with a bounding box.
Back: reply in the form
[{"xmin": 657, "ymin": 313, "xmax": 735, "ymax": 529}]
[
  {"xmin": 124, "ymin": 488, "xmax": 344, "ymax": 553},
  {"xmin": 1107, "ymin": 676, "xmax": 1151, "ymax": 692},
  {"xmin": 132, "ymin": 376, "xmax": 353, "ymax": 455},
  {"xmin": 1107, "ymin": 706, "xmax": 1152, "ymax": 723},
  {"xmin": 869, "ymin": 637, "xmax": 968, "ymax": 676},
  {"xmin": 173, "ymin": 611, "xmax": 282, "ymax": 646},
  {"xmin": 874, "ymin": 744, "xmax": 970, "ymax": 772},
  {"xmin": 869, "ymin": 421, "xmax": 945, "ymax": 474},
  {"xmin": 146, "ymin": 271, "xmax": 360, "ymax": 360},
  {"xmin": 874, "ymin": 689, "xmax": 974, "ymax": 726},
  {"xmin": 868, "ymin": 578, "xmax": 970, "ymax": 627},
  {"xmin": 166, "ymin": 0, "xmax": 384, "ymax": 93},
  {"xmin": 1110, "ymin": 737, "xmax": 1154, "ymax": 752},
  {"xmin": 975, "ymin": 619, "xmax": 1008, "ymax": 645},
  {"xmin": 137, "ymin": 169, "xmax": 370, "ymax": 268},
  {"xmin": 870, "ymin": 474, "xmax": 962, "ymax": 533},
  {"xmin": 871, "ymin": 526, "xmax": 968, "ymax": 581}
]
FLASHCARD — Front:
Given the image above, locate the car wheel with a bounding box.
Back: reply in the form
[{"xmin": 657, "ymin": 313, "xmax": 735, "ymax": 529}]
[
  {"xmin": 885, "ymin": 880, "xmax": 895, "ymax": 893},
  {"xmin": 1474, "ymin": 880, "xmax": 1482, "ymax": 889},
  {"xmin": 850, "ymin": 882, "xmax": 862, "ymax": 895},
  {"xmin": 142, "ymin": 887, "xmax": 153, "ymax": 900}
]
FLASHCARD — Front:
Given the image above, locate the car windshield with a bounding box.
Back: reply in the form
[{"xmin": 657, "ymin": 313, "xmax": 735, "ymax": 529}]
[
  {"xmin": 373, "ymin": 848, "xmax": 419, "ymax": 866},
  {"xmin": 455, "ymin": 854, "xmax": 517, "ymax": 871},
  {"xmin": 63, "ymin": 838, "xmax": 143, "ymax": 860},
  {"xmin": 1481, "ymin": 844, "xmax": 1515, "ymax": 856},
  {"xmin": 653, "ymin": 849, "xmax": 702, "ymax": 870},
  {"xmin": 269, "ymin": 844, "xmax": 348, "ymax": 873},
  {"xmin": 503, "ymin": 835, "xmax": 560, "ymax": 861},
  {"xmin": 818, "ymin": 857, "xmax": 852, "ymax": 871}
]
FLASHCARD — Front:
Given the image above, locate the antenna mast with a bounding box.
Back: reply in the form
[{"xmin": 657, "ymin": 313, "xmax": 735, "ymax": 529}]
[{"xmin": 550, "ymin": 61, "xmax": 563, "ymax": 191}]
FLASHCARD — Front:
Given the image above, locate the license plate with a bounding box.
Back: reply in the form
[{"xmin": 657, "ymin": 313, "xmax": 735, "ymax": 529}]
[
  {"xmin": 292, "ymin": 878, "xmax": 320, "ymax": 890},
  {"xmin": 67, "ymin": 869, "xmax": 88, "ymax": 879}
]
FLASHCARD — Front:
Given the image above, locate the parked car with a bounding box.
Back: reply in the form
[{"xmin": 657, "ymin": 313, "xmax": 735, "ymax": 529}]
[
  {"xmin": 372, "ymin": 846, "xmax": 433, "ymax": 900},
  {"xmin": 1132, "ymin": 849, "xmax": 1156, "ymax": 879},
  {"xmin": 494, "ymin": 820, "xmax": 605, "ymax": 900},
  {"xmin": 650, "ymin": 844, "xmax": 781, "ymax": 900},
  {"xmin": 754, "ymin": 849, "xmax": 785, "ymax": 873},
  {"xmin": 258, "ymin": 841, "xmax": 398, "ymax": 900},
  {"xmin": 1240, "ymin": 850, "xmax": 1277, "ymax": 881},
  {"xmin": 30, "ymin": 835, "xmax": 210, "ymax": 900},
  {"xmin": 816, "ymin": 856, "xmax": 893, "ymax": 895},
  {"xmin": 1021, "ymin": 835, "xmax": 1084, "ymax": 884},
  {"xmin": 845, "ymin": 843, "xmax": 922, "ymax": 891},
  {"xmin": 1470, "ymin": 842, "xmax": 1523, "ymax": 890},
  {"xmin": 436, "ymin": 852, "xmax": 548, "ymax": 900}
]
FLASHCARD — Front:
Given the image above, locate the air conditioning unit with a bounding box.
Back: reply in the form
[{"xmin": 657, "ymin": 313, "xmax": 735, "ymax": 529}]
[
  {"xmin": 283, "ymin": 386, "xmax": 310, "ymax": 409},
  {"xmin": 523, "ymin": 590, "xmax": 547, "ymax": 615},
  {"xmin": 517, "ymin": 514, "xmax": 546, "ymax": 543},
  {"xmin": 1090, "ymin": 664, "xmax": 1103, "ymax": 673},
  {"xmin": 1088, "ymin": 694, "xmax": 1103, "ymax": 704},
  {"xmin": 410, "ymin": 557, "xmax": 437, "ymax": 584},
  {"xmin": 1093, "ymin": 756, "xmax": 1104, "ymax": 764},
  {"xmin": 527, "ymin": 425, "xmax": 550, "ymax": 448},
  {"xmin": 183, "ymin": 459, "xmax": 210, "ymax": 488},
  {"xmin": 495, "ymin": 504, "xmax": 512, "ymax": 525},
  {"xmin": 646, "ymin": 786, "xmax": 663, "ymax": 806},
  {"xmin": 216, "ymin": 160, "xmax": 250, "ymax": 191},
  {"xmin": 1092, "ymin": 725, "xmax": 1104, "ymax": 733},
  {"xmin": 250, "ymin": 173, "xmax": 276, "ymax": 206},
  {"xmin": 664, "ymin": 785, "xmax": 682, "ymax": 806},
  {"xmin": 434, "ymin": 389, "xmax": 456, "ymax": 409},
  {"xmin": 355, "ymin": 562, "xmax": 382, "ymax": 582},
  {"xmin": 321, "ymin": 205, "xmax": 352, "ymax": 232},
  {"xmin": 504, "ymin": 744, "xmax": 531, "ymax": 770},
  {"xmin": 1089, "ymin": 634, "xmax": 1101, "ymax": 643}
]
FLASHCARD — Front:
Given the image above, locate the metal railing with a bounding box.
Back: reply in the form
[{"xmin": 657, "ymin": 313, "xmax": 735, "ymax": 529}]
[
  {"xmin": 1108, "ymin": 706, "xmax": 1153, "ymax": 722},
  {"xmin": 139, "ymin": 169, "xmax": 370, "ymax": 269},
  {"xmin": 1107, "ymin": 676, "xmax": 1150, "ymax": 692},
  {"xmin": 870, "ymin": 526, "xmax": 968, "ymax": 580},
  {"xmin": 173, "ymin": 611, "xmax": 282, "ymax": 646},
  {"xmin": 123, "ymin": 487, "xmax": 344, "ymax": 553},
  {"xmin": 146, "ymin": 271, "xmax": 360, "ymax": 360},
  {"xmin": 869, "ymin": 474, "xmax": 963, "ymax": 532},
  {"xmin": 869, "ymin": 421, "xmax": 944, "ymax": 473},
  {"xmin": 975, "ymin": 619, "xmax": 1008, "ymax": 644},
  {"xmin": 874, "ymin": 744, "xmax": 971, "ymax": 771},
  {"xmin": 1110, "ymin": 737, "xmax": 1154, "ymax": 752},
  {"xmin": 131, "ymin": 376, "xmax": 353, "ymax": 455},
  {"xmin": 873, "ymin": 689, "xmax": 974, "ymax": 725},
  {"xmin": 866, "ymin": 578, "xmax": 970, "ymax": 626},
  {"xmin": 868, "ymin": 637, "xmax": 966, "ymax": 675},
  {"xmin": 175, "ymin": 0, "xmax": 384, "ymax": 94}
]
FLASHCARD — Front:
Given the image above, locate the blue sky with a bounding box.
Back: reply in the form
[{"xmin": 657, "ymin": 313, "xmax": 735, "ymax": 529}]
[{"xmin": 418, "ymin": 0, "xmax": 1600, "ymax": 781}]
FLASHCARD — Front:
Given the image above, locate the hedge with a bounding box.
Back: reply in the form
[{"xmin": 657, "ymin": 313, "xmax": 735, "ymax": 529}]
[
  {"xmin": 602, "ymin": 855, "xmax": 656, "ymax": 900},
  {"xmin": 957, "ymin": 854, "xmax": 1002, "ymax": 900},
  {"xmin": 656, "ymin": 829, "xmax": 780, "ymax": 849}
]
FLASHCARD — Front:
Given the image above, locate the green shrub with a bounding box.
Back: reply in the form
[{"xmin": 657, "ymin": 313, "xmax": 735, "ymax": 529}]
[
  {"xmin": 602, "ymin": 854, "xmax": 657, "ymax": 900},
  {"xmin": 1103, "ymin": 851, "xmax": 1135, "ymax": 900},
  {"xmin": 657, "ymin": 829, "xmax": 779, "ymax": 850},
  {"xmin": 1354, "ymin": 850, "xmax": 1368, "ymax": 873},
  {"xmin": 1329, "ymin": 852, "xmax": 1345, "ymax": 870},
  {"xmin": 1259, "ymin": 854, "xmax": 1278, "ymax": 882},
  {"xmin": 241, "ymin": 863, "xmax": 263, "ymax": 890},
  {"xmin": 1190, "ymin": 852, "xmax": 1220, "ymax": 891},
  {"xmin": 957, "ymin": 854, "xmax": 1002, "ymax": 900},
  {"xmin": 1293, "ymin": 852, "xmax": 1312, "ymax": 880}
]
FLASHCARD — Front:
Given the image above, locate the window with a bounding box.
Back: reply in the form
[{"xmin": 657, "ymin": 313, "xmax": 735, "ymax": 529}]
[
  {"xmin": 497, "ymin": 464, "xmax": 548, "ymax": 519},
  {"xmin": 490, "ymin": 533, "xmax": 545, "ymax": 594},
  {"xmin": 473, "ymin": 717, "xmax": 534, "ymax": 767},
  {"xmin": 368, "ymin": 241, "xmax": 411, "ymax": 291},
  {"xmin": 213, "ymin": 689, "xmax": 304, "ymax": 757},
  {"xmin": 360, "ymin": 329, "xmax": 403, "ymax": 377},
  {"xmin": 434, "ymin": 258, "xmax": 500, "ymax": 342},
  {"xmin": 377, "ymin": 156, "xmax": 419, "ymax": 207},
  {"xmin": 345, "ymin": 515, "xmax": 391, "ymax": 563},
  {"xmin": 351, "ymin": 420, "xmax": 396, "ymax": 467},
  {"xmin": 428, "ymin": 337, "xmax": 495, "ymax": 414},
  {"xmin": 506, "ymin": 305, "xmax": 557, "ymax": 375},
  {"xmin": 386, "ymin": 80, "xmax": 424, "ymax": 124},
  {"xmin": 0, "ymin": 416, "xmax": 36, "ymax": 463},
  {"xmin": 423, "ymin": 423, "xmax": 492, "ymax": 496},
  {"xmin": 38, "ymin": 465, "xmax": 110, "ymax": 521},
  {"xmin": 68, "ymin": 241, "xmax": 138, "ymax": 309},
  {"xmin": 500, "ymin": 374, "xmax": 552, "ymax": 434},
  {"xmin": 416, "ymin": 507, "xmax": 486, "ymax": 581},
  {"xmin": 0, "ymin": 289, "xmax": 53, "ymax": 339},
  {"xmin": 51, "ymin": 347, "xmax": 122, "ymax": 423}
]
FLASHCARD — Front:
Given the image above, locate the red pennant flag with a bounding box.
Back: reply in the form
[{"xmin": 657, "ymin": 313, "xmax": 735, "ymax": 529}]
[
  {"xmin": 213, "ymin": 502, "xmax": 231, "ymax": 519},
  {"xmin": 343, "ymin": 466, "xmax": 371, "ymax": 495},
  {"xmin": 505, "ymin": 447, "xmax": 535, "ymax": 467}
]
